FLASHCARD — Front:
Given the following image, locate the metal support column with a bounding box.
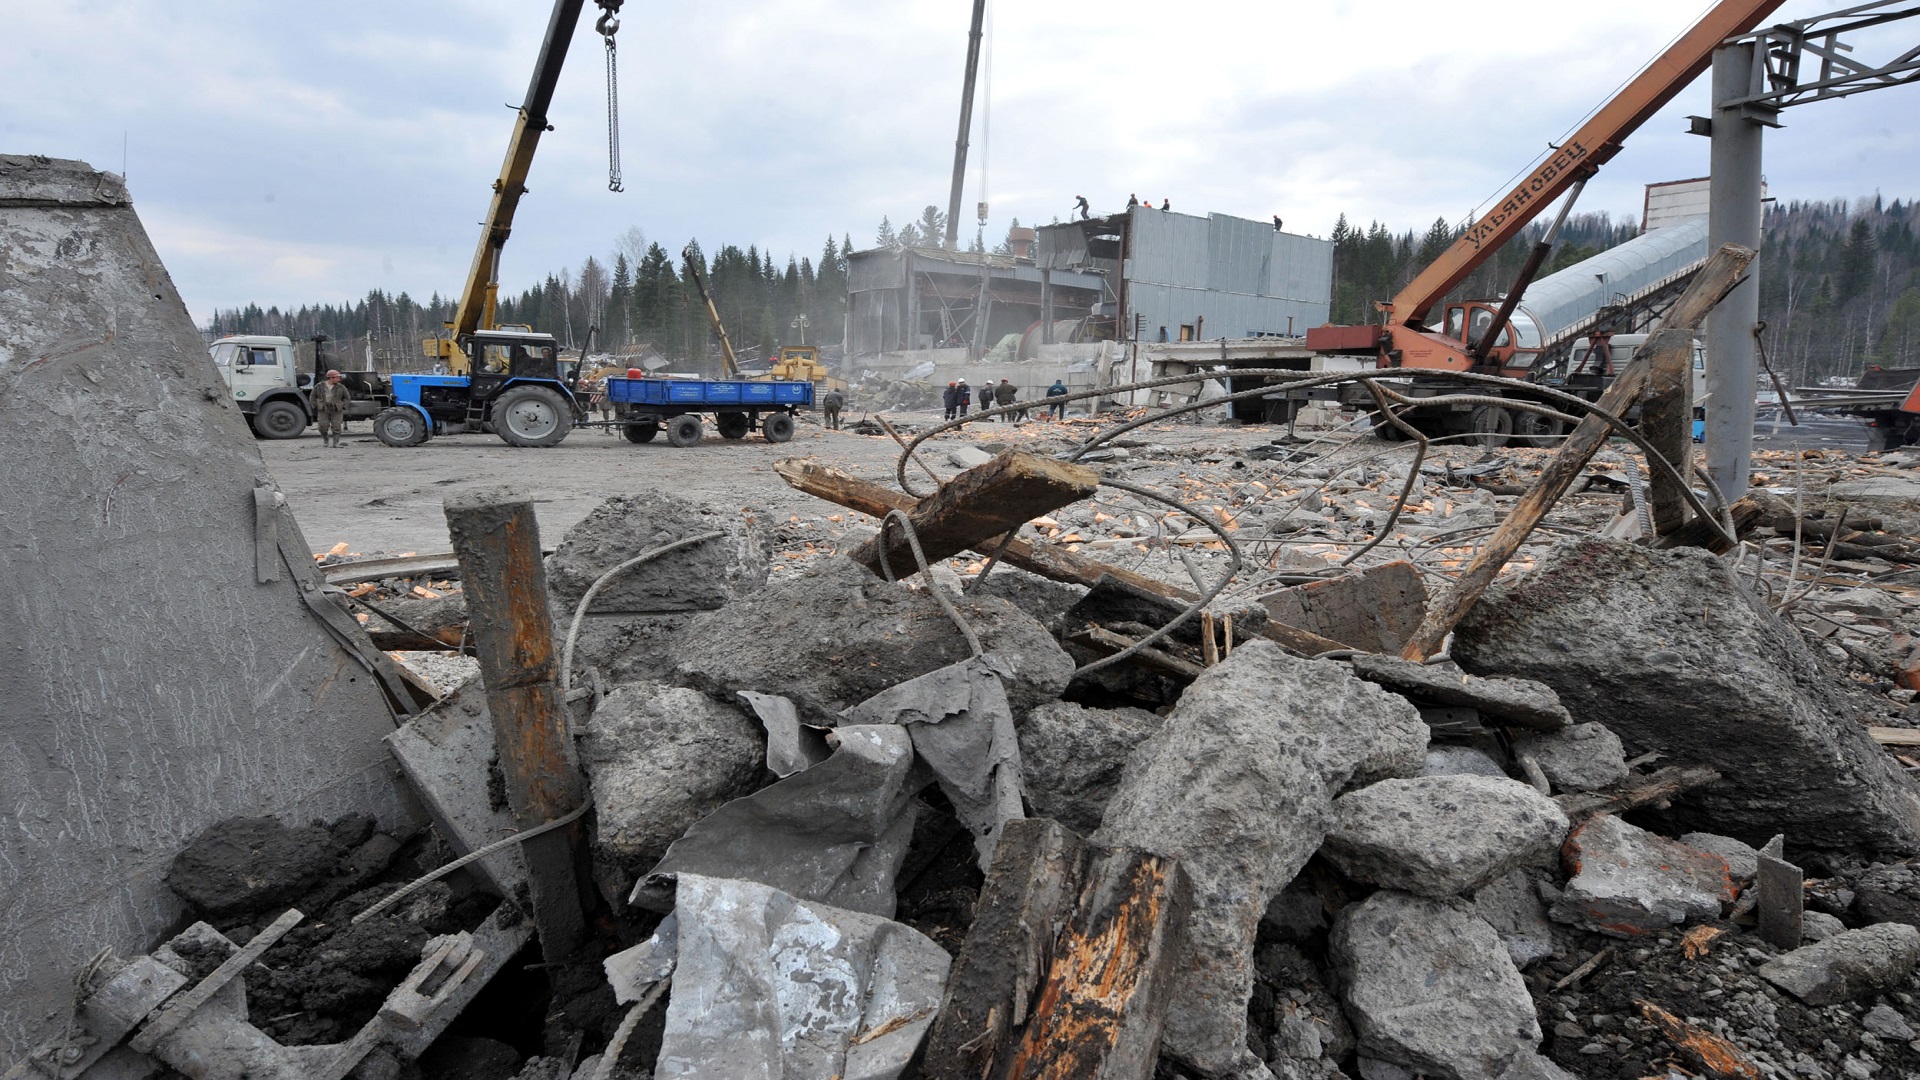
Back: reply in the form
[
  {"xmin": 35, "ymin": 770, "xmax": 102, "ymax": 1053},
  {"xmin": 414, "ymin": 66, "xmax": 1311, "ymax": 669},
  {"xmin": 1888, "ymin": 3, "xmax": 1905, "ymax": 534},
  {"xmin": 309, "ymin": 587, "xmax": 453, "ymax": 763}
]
[
  {"xmin": 444, "ymin": 488, "xmax": 589, "ymax": 964},
  {"xmin": 1705, "ymin": 42, "xmax": 1769, "ymax": 496}
]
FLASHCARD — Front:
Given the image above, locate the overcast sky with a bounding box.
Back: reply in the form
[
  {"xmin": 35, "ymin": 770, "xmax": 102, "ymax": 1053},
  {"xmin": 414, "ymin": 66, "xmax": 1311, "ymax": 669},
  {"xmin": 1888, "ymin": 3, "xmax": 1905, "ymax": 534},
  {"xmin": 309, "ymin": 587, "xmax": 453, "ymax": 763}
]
[{"xmin": 7, "ymin": 1, "xmax": 1916, "ymax": 324}]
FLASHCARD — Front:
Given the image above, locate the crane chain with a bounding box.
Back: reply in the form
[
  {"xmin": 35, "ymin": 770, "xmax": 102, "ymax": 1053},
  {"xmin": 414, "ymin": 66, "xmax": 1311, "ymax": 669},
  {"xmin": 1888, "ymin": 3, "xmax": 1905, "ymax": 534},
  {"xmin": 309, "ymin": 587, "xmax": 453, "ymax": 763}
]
[{"xmin": 597, "ymin": 0, "xmax": 625, "ymax": 193}]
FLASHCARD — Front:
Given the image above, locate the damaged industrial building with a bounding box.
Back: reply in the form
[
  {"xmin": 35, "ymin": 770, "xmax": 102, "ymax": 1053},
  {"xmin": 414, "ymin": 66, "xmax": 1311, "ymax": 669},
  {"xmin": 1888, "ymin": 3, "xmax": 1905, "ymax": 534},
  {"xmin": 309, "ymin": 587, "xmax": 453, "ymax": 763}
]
[{"xmin": 11, "ymin": 1, "xmax": 1920, "ymax": 1079}]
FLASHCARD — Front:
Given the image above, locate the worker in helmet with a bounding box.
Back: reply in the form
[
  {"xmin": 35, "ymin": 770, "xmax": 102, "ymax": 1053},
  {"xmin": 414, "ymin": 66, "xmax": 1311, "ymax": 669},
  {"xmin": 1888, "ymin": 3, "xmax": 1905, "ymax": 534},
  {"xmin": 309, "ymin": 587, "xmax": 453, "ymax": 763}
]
[{"xmin": 943, "ymin": 381, "xmax": 959, "ymax": 421}]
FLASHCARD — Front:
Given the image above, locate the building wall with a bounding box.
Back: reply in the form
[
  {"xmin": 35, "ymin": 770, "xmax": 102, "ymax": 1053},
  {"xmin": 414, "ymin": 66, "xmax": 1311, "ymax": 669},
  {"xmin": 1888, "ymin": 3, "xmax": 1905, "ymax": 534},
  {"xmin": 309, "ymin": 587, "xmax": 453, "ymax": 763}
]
[
  {"xmin": 0, "ymin": 157, "xmax": 415, "ymax": 1061},
  {"xmin": 1125, "ymin": 209, "xmax": 1333, "ymax": 339}
]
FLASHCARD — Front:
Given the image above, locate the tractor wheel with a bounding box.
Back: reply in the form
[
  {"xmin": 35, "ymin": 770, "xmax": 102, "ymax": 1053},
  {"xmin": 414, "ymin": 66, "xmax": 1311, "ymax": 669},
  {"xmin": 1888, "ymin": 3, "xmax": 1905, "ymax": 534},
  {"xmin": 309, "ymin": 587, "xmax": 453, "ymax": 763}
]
[
  {"xmin": 717, "ymin": 412, "xmax": 751, "ymax": 440},
  {"xmin": 623, "ymin": 422, "xmax": 659, "ymax": 444},
  {"xmin": 494, "ymin": 385, "xmax": 571, "ymax": 448},
  {"xmin": 667, "ymin": 414, "xmax": 703, "ymax": 447},
  {"xmin": 1511, "ymin": 408, "xmax": 1567, "ymax": 448},
  {"xmin": 1468, "ymin": 404, "xmax": 1513, "ymax": 449},
  {"xmin": 762, "ymin": 412, "xmax": 796, "ymax": 443},
  {"xmin": 373, "ymin": 407, "xmax": 429, "ymax": 448},
  {"xmin": 253, "ymin": 399, "xmax": 308, "ymax": 440}
]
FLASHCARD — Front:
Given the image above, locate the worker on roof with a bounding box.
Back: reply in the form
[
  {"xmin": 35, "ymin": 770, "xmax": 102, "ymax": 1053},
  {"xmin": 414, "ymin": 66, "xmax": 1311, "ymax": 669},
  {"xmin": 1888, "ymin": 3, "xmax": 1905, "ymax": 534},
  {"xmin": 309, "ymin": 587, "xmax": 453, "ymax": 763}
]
[
  {"xmin": 1074, "ymin": 195, "xmax": 1090, "ymax": 220},
  {"xmin": 1128, "ymin": 193, "xmax": 1139, "ymax": 210}
]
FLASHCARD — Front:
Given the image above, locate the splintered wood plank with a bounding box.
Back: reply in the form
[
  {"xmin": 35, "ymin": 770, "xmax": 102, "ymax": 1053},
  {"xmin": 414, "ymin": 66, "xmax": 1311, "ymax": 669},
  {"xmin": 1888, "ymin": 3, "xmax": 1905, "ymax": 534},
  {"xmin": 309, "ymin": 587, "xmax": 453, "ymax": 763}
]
[
  {"xmin": 849, "ymin": 451, "xmax": 1100, "ymax": 579},
  {"xmin": 923, "ymin": 818, "xmax": 1190, "ymax": 1080}
]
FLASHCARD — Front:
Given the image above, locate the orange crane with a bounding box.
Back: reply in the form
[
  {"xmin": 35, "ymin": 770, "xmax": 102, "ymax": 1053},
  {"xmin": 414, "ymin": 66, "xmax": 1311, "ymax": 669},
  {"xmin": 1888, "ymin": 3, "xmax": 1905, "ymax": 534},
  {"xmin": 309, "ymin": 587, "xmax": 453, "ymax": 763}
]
[{"xmin": 1308, "ymin": 0, "xmax": 1785, "ymax": 388}]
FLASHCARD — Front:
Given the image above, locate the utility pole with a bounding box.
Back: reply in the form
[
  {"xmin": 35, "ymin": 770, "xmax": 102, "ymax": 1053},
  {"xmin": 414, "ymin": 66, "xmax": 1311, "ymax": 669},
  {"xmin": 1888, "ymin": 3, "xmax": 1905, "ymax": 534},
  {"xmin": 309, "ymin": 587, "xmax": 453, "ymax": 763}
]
[
  {"xmin": 944, "ymin": 0, "xmax": 987, "ymax": 251},
  {"xmin": 1704, "ymin": 41, "xmax": 1770, "ymax": 497}
]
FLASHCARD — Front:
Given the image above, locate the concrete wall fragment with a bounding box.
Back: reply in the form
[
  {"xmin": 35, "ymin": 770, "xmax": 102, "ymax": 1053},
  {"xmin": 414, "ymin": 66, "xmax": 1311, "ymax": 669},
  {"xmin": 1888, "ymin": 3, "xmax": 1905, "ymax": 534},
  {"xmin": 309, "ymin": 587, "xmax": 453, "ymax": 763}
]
[{"xmin": 0, "ymin": 155, "xmax": 414, "ymax": 1061}]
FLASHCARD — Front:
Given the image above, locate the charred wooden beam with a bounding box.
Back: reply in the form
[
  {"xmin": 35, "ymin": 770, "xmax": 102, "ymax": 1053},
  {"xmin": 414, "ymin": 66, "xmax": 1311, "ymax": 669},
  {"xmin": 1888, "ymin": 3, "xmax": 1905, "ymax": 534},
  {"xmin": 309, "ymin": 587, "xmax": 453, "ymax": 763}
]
[
  {"xmin": 444, "ymin": 489, "xmax": 588, "ymax": 963},
  {"xmin": 1553, "ymin": 765, "xmax": 1723, "ymax": 820},
  {"xmin": 849, "ymin": 451, "xmax": 1100, "ymax": 579}
]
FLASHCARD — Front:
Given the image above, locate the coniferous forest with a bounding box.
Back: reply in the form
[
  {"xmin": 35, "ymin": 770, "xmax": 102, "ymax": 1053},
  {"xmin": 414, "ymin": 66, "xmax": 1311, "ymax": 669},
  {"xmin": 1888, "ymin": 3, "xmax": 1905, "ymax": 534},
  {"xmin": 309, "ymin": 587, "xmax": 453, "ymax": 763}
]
[{"xmin": 207, "ymin": 197, "xmax": 1919, "ymax": 385}]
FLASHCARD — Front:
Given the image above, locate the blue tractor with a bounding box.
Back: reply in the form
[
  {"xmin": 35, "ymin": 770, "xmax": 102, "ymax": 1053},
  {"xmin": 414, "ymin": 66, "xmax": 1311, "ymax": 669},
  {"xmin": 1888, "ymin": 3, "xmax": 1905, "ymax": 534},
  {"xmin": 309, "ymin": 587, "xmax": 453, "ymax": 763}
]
[{"xmin": 372, "ymin": 329, "xmax": 582, "ymax": 448}]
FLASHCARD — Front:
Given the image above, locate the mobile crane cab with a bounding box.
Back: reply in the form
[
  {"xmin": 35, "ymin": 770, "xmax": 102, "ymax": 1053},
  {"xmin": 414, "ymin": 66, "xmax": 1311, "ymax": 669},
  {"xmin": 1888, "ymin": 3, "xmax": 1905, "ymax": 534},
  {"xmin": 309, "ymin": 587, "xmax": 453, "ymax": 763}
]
[{"xmin": 374, "ymin": 329, "xmax": 582, "ymax": 448}]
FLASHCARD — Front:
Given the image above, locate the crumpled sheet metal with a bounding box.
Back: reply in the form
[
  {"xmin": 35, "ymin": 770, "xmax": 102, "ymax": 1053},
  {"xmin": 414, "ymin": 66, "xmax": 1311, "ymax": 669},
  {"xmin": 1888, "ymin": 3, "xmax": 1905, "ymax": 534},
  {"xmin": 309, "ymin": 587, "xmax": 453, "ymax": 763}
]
[
  {"xmin": 605, "ymin": 912, "xmax": 679, "ymax": 1005},
  {"xmin": 738, "ymin": 690, "xmax": 831, "ymax": 777},
  {"xmin": 841, "ymin": 656, "xmax": 1026, "ymax": 870},
  {"xmin": 635, "ymin": 725, "xmax": 920, "ymax": 917},
  {"xmin": 653, "ymin": 874, "xmax": 951, "ymax": 1080}
]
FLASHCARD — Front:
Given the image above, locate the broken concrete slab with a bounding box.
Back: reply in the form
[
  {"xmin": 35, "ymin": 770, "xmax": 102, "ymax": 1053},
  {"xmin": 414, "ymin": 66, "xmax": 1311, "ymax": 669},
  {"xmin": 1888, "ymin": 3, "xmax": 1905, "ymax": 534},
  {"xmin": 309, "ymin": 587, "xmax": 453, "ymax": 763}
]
[
  {"xmin": 1258, "ymin": 560, "xmax": 1427, "ymax": 654},
  {"xmin": 1757, "ymin": 922, "xmax": 1920, "ymax": 1005},
  {"xmin": 670, "ymin": 556, "xmax": 1074, "ymax": 726},
  {"xmin": 1091, "ymin": 641, "xmax": 1426, "ymax": 1078},
  {"xmin": 1474, "ymin": 870, "xmax": 1557, "ymax": 969},
  {"xmin": 1016, "ymin": 700, "xmax": 1165, "ymax": 835},
  {"xmin": 1331, "ymin": 891, "xmax": 1543, "ymax": 1080},
  {"xmin": 1679, "ymin": 832, "xmax": 1761, "ymax": 882},
  {"xmin": 654, "ymin": 873, "xmax": 950, "ymax": 1079},
  {"xmin": 1511, "ymin": 722, "xmax": 1627, "ymax": 793},
  {"xmin": 1454, "ymin": 538, "xmax": 1920, "ymax": 854},
  {"xmin": 1424, "ymin": 745, "xmax": 1510, "ymax": 779},
  {"xmin": 636, "ymin": 725, "xmax": 920, "ymax": 918},
  {"xmin": 1551, "ymin": 814, "xmax": 1735, "ymax": 937},
  {"xmin": 1348, "ymin": 655, "xmax": 1570, "ymax": 732},
  {"xmin": 544, "ymin": 492, "xmax": 770, "ymax": 616},
  {"xmin": 580, "ymin": 683, "xmax": 767, "ymax": 898},
  {"xmin": 1323, "ymin": 775, "xmax": 1569, "ymax": 897},
  {"xmin": 841, "ymin": 657, "xmax": 1024, "ymax": 870}
]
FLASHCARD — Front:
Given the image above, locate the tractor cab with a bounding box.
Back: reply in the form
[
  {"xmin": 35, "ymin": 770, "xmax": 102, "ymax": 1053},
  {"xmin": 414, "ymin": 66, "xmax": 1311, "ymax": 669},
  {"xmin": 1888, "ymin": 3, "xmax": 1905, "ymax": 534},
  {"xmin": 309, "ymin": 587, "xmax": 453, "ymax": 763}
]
[{"xmin": 376, "ymin": 328, "xmax": 582, "ymax": 449}]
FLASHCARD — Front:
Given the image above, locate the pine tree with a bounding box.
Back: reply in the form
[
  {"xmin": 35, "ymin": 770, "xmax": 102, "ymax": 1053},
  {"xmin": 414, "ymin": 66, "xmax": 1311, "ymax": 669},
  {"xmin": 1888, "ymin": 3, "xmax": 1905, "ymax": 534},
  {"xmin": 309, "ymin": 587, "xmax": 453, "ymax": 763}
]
[
  {"xmin": 876, "ymin": 217, "xmax": 898, "ymax": 250},
  {"xmin": 609, "ymin": 253, "xmax": 632, "ymax": 347}
]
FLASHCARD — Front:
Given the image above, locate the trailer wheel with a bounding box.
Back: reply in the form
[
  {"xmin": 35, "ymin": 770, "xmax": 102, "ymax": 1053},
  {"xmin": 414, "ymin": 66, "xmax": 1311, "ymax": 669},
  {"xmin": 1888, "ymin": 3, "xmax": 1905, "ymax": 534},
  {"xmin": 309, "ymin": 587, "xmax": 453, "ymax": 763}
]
[
  {"xmin": 763, "ymin": 412, "xmax": 795, "ymax": 443},
  {"xmin": 717, "ymin": 412, "xmax": 751, "ymax": 440},
  {"xmin": 623, "ymin": 422, "xmax": 659, "ymax": 443},
  {"xmin": 1512, "ymin": 409, "xmax": 1567, "ymax": 447},
  {"xmin": 667, "ymin": 414, "xmax": 703, "ymax": 447},
  {"xmin": 1468, "ymin": 405, "xmax": 1513, "ymax": 449},
  {"xmin": 253, "ymin": 399, "xmax": 308, "ymax": 440},
  {"xmin": 373, "ymin": 407, "xmax": 429, "ymax": 447},
  {"xmin": 494, "ymin": 385, "xmax": 571, "ymax": 448}
]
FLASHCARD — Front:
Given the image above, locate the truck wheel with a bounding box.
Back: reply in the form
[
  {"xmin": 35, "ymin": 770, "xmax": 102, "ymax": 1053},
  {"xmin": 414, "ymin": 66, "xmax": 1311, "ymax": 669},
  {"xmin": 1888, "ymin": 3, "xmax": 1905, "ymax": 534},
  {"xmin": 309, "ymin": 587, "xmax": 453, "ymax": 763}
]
[
  {"xmin": 717, "ymin": 413, "xmax": 751, "ymax": 440},
  {"xmin": 763, "ymin": 412, "xmax": 795, "ymax": 443},
  {"xmin": 1370, "ymin": 409, "xmax": 1411, "ymax": 442},
  {"xmin": 623, "ymin": 422, "xmax": 659, "ymax": 443},
  {"xmin": 373, "ymin": 407, "xmax": 429, "ymax": 447},
  {"xmin": 494, "ymin": 385, "xmax": 571, "ymax": 448},
  {"xmin": 253, "ymin": 399, "xmax": 308, "ymax": 440},
  {"xmin": 1512, "ymin": 409, "xmax": 1567, "ymax": 447},
  {"xmin": 1468, "ymin": 405, "xmax": 1512, "ymax": 449},
  {"xmin": 667, "ymin": 414, "xmax": 703, "ymax": 447}
]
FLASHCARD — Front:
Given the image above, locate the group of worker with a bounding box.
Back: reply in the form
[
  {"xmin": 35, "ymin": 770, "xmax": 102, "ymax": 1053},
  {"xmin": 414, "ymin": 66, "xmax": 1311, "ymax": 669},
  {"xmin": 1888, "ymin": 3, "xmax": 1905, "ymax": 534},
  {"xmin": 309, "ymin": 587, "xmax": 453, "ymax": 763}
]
[{"xmin": 941, "ymin": 378, "xmax": 1071, "ymax": 422}]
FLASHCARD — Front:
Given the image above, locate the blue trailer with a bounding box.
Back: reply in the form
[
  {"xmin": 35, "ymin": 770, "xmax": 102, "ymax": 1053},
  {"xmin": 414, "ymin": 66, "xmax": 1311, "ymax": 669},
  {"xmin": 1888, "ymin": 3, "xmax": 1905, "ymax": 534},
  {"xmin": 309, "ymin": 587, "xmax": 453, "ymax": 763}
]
[{"xmin": 604, "ymin": 376, "xmax": 812, "ymax": 447}]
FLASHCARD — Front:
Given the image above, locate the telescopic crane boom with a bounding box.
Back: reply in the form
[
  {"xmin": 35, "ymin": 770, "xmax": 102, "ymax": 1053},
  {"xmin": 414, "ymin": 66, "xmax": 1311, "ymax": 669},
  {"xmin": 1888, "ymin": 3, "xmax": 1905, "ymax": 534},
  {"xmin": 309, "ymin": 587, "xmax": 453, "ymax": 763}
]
[
  {"xmin": 1308, "ymin": 0, "xmax": 1785, "ymax": 374},
  {"xmin": 682, "ymin": 246, "xmax": 743, "ymax": 378},
  {"xmin": 425, "ymin": 0, "xmax": 623, "ymax": 374}
]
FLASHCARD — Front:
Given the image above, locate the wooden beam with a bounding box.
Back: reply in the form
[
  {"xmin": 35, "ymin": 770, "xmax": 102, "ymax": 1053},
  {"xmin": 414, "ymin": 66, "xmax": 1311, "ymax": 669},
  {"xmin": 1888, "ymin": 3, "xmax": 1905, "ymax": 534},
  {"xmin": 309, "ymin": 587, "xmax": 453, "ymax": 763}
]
[
  {"xmin": 1870, "ymin": 726, "xmax": 1920, "ymax": 748},
  {"xmin": 923, "ymin": 818, "xmax": 1191, "ymax": 1080},
  {"xmin": 1399, "ymin": 243, "xmax": 1755, "ymax": 661},
  {"xmin": 1553, "ymin": 765, "xmax": 1723, "ymax": 820},
  {"xmin": 1639, "ymin": 326, "xmax": 1699, "ymax": 536},
  {"xmin": 1067, "ymin": 625, "xmax": 1207, "ymax": 681},
  {"xmin": 1655, "ymin": 492, "xmax": 1774, "ymax": 554},
  {"xmin": 444, "ymin": 490, "xmax": 588, "ymax": 964},
  {"xmin": 849, "ymin": 451, "xmax": 1100, "ymax": 579},
  {"xmin": 773, "ymin": 460, "xmax": 1346, "ymax": 656}
]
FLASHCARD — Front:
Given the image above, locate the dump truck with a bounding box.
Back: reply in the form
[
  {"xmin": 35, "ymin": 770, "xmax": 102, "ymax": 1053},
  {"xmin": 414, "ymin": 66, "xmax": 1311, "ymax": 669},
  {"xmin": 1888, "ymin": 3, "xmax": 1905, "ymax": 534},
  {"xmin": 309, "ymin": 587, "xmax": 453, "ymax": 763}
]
[{"xmin": 210, "ymin": 335, "xmax": 391, "ymax": 439}]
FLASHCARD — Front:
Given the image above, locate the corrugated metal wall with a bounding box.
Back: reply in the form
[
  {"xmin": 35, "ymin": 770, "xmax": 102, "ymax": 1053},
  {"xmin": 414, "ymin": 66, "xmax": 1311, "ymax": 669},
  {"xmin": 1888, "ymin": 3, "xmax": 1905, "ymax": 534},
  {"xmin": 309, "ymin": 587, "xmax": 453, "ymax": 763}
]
[{"xmin": 1127, "ymin": 209, "xmax": 1332, "ymax": 338}]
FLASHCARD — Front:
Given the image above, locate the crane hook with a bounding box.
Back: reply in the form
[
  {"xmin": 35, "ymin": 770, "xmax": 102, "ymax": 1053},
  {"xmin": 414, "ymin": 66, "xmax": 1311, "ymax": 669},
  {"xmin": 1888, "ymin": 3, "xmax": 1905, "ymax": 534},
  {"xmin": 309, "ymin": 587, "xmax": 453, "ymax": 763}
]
[
  {"xmin": 597, "ymin": 0, "xmax": 625, "ymax": 192},
  {"xmin": 595, "ymin": 0, "xmax": 623, "ymax": 38}
]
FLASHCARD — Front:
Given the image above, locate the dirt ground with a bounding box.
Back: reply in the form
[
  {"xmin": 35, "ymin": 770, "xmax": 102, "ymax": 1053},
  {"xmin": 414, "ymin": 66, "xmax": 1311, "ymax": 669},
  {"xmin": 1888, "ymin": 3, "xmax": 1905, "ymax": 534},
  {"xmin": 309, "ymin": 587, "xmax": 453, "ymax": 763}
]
[{"xmin": 259, "ymin": 407, "xmax": 1302, "ymax": 557}]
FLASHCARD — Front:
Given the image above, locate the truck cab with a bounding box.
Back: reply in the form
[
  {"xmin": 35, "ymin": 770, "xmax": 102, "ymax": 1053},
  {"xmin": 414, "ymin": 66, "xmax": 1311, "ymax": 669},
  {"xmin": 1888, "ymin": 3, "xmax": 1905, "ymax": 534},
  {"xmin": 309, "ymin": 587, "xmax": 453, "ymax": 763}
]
[{"xmin": 210, "ymin": 335, "xmax": 312, "ymax": 439}]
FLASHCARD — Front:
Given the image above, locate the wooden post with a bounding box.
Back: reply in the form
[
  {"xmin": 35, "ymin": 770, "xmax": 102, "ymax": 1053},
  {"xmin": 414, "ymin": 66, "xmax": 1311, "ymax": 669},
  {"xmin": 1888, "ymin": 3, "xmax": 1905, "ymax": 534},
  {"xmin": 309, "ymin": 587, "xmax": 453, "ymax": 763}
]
[
  {"xmin": 1638, "ymin": 325, "xmax": 1698, "ymax": 535},
  {"xmin": 444, "ymin": 488, "xmax": 588, "ymax": 963},
  {"xmin": 1399, "ymin": 244, "xmax": 1755, "ymax": 661},
  {"xmin": 773, "ymin": 460, "xmax": 1346, "ymax": 657}
]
